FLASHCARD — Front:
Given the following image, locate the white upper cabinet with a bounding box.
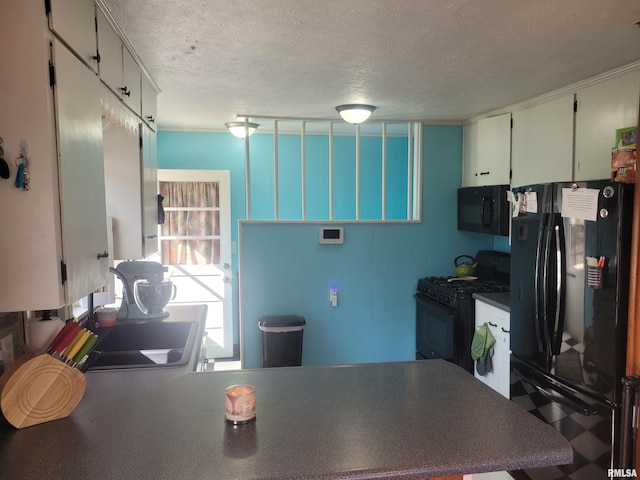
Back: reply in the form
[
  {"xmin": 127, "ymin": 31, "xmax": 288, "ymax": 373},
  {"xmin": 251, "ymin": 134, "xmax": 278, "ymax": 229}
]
[
  {"xmin": 0, "ymin": 0, "xmax": 108, "ymax": 311},
  {"xmin": 574, "ymin": 70, "xmax": 640, "ymax": 182},
  {"xmin": 96, "ymin": 8, "xmax": 142, "ymax": 116},
  {"xmin": 103, "ymin": 87, "xmax": 158, "ymax": 260},
  {"xmin": 141, "ymin": 75, "xmax": 158, "ymax": 130},
  {"xmin": 476, "ymin": 113, "xmax": 511, "ymax": 186},
  {"xmin": 141, "ymin": 126, "xmax": 159, "ymax": 257},
  {"xmin": 462, "ymin": 122, "xmax": 478, "ymax": 187},
  {"xmin": 54, "ymin": 40, "xmax": 109, "ymax": 303},
  {"xmin": 511, "ymin": 94, "xmax": 575, "ymax": 188},
  {"xmin": 47, "ymin": 0, "xmax": 98, "ymax": 72},
  {"xmin": 96, "ymin": 9, "xmax": 123, "ymax": 93},
  {"xmin": 462, "ymin": 114, "xmax": 511, "ymax": 187},
  {"xmin": 122, "ymin": 48, "xmax": 142, "ymax": 116}
]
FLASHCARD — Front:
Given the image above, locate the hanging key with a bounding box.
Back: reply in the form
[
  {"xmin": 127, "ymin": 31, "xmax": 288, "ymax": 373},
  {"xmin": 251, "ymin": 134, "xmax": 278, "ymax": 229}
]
[
  {"xmin": 22, "ymin": 165, "xmax": 29, "ymax": 191},
  {"xmin": 15, "ymin": 147, "xmax": 29, "ymax": 190},
  {"xmin": 15, "ymin": 161, "xmax": 24, "ymax": 189}
]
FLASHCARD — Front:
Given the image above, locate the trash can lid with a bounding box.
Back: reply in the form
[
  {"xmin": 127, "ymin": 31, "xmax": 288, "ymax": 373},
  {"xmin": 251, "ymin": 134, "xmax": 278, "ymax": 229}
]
[{"xmin": 258, "ymin": 315, "xmax": 306, "ymax": 328}]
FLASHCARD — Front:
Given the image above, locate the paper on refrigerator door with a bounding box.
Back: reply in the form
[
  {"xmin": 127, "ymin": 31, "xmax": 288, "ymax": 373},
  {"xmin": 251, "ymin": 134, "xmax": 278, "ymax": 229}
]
[
  {"xmin": 507, "ymin": 191, "xmax": 538, "ymax": 216},
  {"xmin": 506, "ymin": 191, "xmax": 521, "ymax": 217},
  {"xmin": 561, "ymin": 188, "xmax": 599, "ymax": 221},
  {"xmin": 524, "ymin": 192, "xmax": 538, "ymax": 213}
]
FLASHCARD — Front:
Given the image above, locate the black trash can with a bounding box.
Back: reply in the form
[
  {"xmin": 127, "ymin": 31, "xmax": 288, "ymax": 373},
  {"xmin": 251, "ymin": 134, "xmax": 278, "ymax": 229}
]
[{"xmin": 258, "ymin": 315, "xmax": 305, "ymax": 367}]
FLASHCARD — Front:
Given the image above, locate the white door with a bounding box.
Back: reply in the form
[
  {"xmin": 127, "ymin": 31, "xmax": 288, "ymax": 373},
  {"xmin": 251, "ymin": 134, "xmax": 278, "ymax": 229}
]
[{"xmin": 156, "ymin": 170, "xmax": 233, "ymax": 359}]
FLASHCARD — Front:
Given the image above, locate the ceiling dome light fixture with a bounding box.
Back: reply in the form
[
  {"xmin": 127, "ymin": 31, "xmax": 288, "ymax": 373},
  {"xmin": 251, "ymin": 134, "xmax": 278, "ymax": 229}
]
[
  {"xmin": 225, "ymin": 121, "xmax": 259, "ymax": 139},
  {"xmin": 335, "ymin": 104, "xmax": 377, "ymax": 124}
]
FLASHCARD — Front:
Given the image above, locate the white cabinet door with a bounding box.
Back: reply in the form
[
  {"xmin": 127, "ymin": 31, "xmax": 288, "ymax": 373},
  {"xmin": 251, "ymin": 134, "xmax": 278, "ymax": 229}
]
[
  {"xmin": 492, "ymin": 322, "xmax": 510, "ymax": 399},
  {"xmin": 141, "ymin": 126, "xmax": 159, "ymax": 257},
  {"xmin": 1, "ymin": 0, "xmax": 66, "ymax": 311},
  {"xmin": 575, "ymin": 70, "xmax": 640, "ymax": 182},
  {"xmin": 462, "ymin": 122, "xmax": 479, "ymax": 187},
  {"xmin": 103, "ymin": 89, "xmax": 158, "ymax": 261},
  {"xmin": 96, "ymin": 9, "xmax": 124, "ymax": 96},
  {"xmin": 122, "ymin": 48, "xmax": 141, "ymax": 116},
  {"xmin": 476, "ymin": 113, "xmax": 511, "ymax": 186},
  {"xmin": 48, "ymin": 0, "xmax": 98, "ymax": 72},
  {"xmin": 54, "ymin": 40, "xmax": 109, "ymax": 304},
  {"xmin": 102, "ymin": 95, "xmax": 142, "ymax": 261},
  {"xmin": 96, "ymin": 7, "xmax": 142, "ymax": 117},
  {"xmin": 475, "ymin": 300, "xmax": 510, "ymax": 399},
  {"xmin": 511, "ymin": 94, "xmax": 575, "ymax": 188},
  {"xmin": 141, "ymin": 75, "xmax": 158, "ymax": 130}
]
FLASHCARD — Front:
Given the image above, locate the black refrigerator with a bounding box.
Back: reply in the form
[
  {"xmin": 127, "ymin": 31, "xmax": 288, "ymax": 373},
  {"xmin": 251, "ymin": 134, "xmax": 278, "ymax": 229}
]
[{"xmin": 509, "ymin": 180, "xmax": 634, "ymax": 480}]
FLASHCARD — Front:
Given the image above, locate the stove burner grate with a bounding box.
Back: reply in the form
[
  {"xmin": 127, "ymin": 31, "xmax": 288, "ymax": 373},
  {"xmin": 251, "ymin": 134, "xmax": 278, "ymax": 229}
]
[{"xmin": 416, "ymin": 276, "xmax": 509, "ymax": 308}]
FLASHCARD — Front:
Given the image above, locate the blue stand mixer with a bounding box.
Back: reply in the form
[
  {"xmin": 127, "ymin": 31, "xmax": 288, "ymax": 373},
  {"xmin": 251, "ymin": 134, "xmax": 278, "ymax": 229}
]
[{"xmin": 110, "ymin": 261, "xmax": 176, "ymax": 320}]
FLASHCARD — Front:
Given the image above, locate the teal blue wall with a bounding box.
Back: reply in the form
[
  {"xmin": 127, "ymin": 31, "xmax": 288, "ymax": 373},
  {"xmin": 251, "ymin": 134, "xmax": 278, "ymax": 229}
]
[
  {"xmin": 238, "ymin": 125, "xmax": 494, "ymax": 367},
  {"xmin": 158, "ymin": 126, "xmax": 500, "ymax": 365}
]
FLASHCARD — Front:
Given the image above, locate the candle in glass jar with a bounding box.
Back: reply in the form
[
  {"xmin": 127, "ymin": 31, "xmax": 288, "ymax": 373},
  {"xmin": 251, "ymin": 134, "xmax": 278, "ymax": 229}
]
[{"xmin": 225, "ymin": 384, "xmax": 256, "ymax": 425}]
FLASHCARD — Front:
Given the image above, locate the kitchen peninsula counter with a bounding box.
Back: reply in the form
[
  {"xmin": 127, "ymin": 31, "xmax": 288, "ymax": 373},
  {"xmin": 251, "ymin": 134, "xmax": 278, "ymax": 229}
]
[{"xmin": 0, "ymin": 360, "xmax": 571, "ymax": 480}]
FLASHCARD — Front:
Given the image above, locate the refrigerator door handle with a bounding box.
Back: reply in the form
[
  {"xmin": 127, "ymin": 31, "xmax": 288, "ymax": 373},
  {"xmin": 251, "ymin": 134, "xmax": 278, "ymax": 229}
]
[
  {"xmin": 551, "ymin": 213, "xmax": 566, "ymax": 355},
  {"xmin": 541, "ymin": 212, "xmax": 555, "ymax": 357},
  {"xmin": 534, "ymin": 213, "xmax": 549, "ymax": 354}
]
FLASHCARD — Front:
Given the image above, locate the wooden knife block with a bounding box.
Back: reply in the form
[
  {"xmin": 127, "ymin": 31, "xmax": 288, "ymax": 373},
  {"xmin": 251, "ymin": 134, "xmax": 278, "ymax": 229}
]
[{"xmin": 0, "ymin": 353, "xmax": 86, "ymax": 428}]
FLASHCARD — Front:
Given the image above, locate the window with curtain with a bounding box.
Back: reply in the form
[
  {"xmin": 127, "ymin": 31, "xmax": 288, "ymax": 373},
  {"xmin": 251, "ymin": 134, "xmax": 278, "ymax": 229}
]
[{"xmin": 159, "ymin": 181, "xmax": 221, "ymax": 265}]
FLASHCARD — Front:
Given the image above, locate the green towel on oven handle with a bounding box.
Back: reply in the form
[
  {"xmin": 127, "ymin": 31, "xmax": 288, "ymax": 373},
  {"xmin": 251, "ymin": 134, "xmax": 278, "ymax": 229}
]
[{"xmin": 471, "ymin": 323, "xmax": 496, "ymax": 365}]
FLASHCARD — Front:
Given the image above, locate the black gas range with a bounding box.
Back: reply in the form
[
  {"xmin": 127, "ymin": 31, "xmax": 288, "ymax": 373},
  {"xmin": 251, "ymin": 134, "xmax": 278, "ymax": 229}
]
[
  {"xmin": 417, "ymin": 276, "xmax": 510, "ymax": 308},
  {"xmin": 415, "ymin": 250, "xmax": 510, "ymax": 373}
]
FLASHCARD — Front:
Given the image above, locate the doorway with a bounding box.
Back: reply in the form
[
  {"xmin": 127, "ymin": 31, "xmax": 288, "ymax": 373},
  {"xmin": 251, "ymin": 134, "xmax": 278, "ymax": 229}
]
[{"xmin": 154, "ymin": 169, "xmax": 233, "ymax": 359}]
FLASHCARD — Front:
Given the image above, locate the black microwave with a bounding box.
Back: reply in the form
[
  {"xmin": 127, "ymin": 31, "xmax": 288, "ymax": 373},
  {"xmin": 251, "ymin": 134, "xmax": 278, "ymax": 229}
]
[{"xmin": 457, "ymin": 185, "xmax": 509, "ymax": 236}]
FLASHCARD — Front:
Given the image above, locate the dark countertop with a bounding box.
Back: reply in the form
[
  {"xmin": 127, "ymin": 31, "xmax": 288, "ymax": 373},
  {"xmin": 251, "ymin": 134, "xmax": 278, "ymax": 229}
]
[
  {"xmin": 0, "ymin": 359, "xmax": 571, "ymax": 480},
  {"xmin": 473, "ymin": 291, "xmax": 510, "ymax": 312},
  {"xmin": 77, "ymin": 304, "xmax": 208, "ymax": 413}
]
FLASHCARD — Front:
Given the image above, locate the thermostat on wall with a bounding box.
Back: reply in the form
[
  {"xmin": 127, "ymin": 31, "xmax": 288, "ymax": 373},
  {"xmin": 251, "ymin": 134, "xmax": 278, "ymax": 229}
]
[{"xmin": 319, "ymin": 226, "xmax": 344, "ymax": 244}]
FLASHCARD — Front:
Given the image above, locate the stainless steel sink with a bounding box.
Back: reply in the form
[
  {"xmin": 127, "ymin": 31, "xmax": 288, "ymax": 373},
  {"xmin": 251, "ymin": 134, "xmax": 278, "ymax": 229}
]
[{"xmin": 87, "ymin": 320, "xmax": 200, "ymax": 370}]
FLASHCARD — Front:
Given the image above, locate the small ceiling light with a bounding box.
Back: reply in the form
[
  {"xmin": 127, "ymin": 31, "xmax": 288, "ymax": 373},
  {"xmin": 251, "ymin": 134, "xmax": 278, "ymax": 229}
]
[
  {"xmin": 335, "ymin": 104, "xmax": 376, "ymax": 124},
  {"xmin": 225, "ymin": 121, "xmax": 259, "ymax": 138}
]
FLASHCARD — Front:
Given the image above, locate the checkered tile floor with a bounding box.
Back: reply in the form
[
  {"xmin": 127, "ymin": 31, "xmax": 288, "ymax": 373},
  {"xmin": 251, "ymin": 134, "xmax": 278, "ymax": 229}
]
[{"xmin": 509, "ymin": 368, "xmax": 612, "ymax": 480}]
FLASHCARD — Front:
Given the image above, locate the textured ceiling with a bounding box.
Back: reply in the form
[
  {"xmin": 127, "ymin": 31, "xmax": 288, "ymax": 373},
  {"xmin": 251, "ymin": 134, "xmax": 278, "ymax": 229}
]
[{"xmin": 100, "ymin": 0, "xmax": 640, "ymax": 131}]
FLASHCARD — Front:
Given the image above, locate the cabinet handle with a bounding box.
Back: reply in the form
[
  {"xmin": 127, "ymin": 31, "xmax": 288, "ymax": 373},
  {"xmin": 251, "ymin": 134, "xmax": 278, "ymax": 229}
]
[
  {"xmin": 92, "ymin": 52, "xmax": 101, "ymax": 63},
  {"xmin": 146, "ymin": 115, "xmax": 155, "ymax": 123},
  {"xmin": 479, "ymin": 171, "xmax": 490, "ymax": 176},
  {"xmin": 488, "ymin": 322, "xmax": 497, "ymax": 327},
  {"xmin": 120, "ymin": 86, "xmax": 131, "ymax": 97},
  {"xmin": 501, "ymin": 327, "xmax": 510, "ymax": 333},
  {"xmin": 97, "ymin": 251, "xmax": 109, "ymax": 260}
]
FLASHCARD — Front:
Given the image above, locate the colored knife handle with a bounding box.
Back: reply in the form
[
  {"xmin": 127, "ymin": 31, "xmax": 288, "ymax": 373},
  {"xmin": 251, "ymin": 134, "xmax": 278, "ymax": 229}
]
[
  {"xmin": 47, "ymin": 320, "xmax": 77, "ymax": 352},
  {"xmin": 54, "ymin": 322, "xmax": 81, "ymax": 354},
  {"xmin": 65, "ymin": 329, "xmax": 91, "ymax": 360},
  {"xmin": 72, "ymin": 334, "xmax": 99, "ymax": 364}
]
